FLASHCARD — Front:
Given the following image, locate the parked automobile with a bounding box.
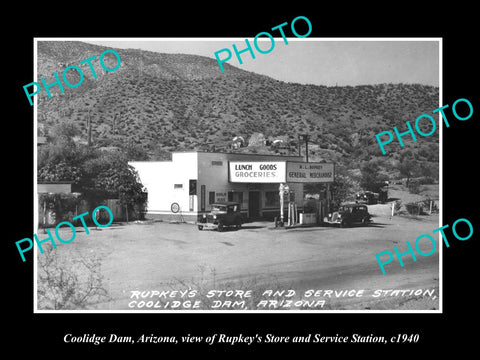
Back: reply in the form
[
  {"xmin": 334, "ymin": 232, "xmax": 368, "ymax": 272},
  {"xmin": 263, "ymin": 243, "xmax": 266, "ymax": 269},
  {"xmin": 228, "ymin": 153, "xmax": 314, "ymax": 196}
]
[
  {"xmin": 198, "ymin": 202, "xmax": 242, "ymax": 231},
  {"xmin": 355, "ymin": 191, "xmax": 379, "ymax": 205},
  {"xmin": 323, "ymin": 204, "xmax": 373, "ymax": 227}
]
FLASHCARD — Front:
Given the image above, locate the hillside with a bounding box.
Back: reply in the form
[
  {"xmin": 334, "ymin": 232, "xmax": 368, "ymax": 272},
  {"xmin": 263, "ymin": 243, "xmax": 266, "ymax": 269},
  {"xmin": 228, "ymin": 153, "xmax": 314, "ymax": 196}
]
[{"xmin": 36, "ymin": 41, "xmax": 439, "ymax": 179}]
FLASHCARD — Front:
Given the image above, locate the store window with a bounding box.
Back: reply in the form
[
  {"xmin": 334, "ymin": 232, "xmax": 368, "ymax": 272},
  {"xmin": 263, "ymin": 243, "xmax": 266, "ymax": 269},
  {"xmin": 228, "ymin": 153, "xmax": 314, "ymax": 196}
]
[
  {"xmin": 209, "ymin": 191, "xmax": 215, "ymax": 204},
  {"xmin": 265, "ymin": 191, "xmax": 279, "ymax": 207},
  {"xmin": 228, "ymin": 191, "xmax": 244, "ymax": 206}
]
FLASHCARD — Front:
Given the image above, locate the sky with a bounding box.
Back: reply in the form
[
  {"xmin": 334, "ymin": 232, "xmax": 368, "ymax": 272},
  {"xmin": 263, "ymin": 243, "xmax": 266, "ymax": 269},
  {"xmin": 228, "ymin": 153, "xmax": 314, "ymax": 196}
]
[{"xmin": 84, "ymin": 38, "xmax": 440, "ymax": 87}]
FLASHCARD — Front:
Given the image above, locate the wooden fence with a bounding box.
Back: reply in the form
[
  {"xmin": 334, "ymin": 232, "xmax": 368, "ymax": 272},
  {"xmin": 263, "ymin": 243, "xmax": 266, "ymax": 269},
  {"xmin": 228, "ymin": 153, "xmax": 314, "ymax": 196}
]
[{"xmin": 38, "ymin": 198, "xmax": 137, "ymax": 227}]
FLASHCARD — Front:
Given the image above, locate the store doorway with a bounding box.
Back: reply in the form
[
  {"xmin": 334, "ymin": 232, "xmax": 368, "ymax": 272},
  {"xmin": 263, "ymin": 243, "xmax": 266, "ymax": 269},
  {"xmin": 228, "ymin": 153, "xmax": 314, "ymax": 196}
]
[{"xmin": 248, "ymin": 191, "xmax": 260, "ymax": 219}]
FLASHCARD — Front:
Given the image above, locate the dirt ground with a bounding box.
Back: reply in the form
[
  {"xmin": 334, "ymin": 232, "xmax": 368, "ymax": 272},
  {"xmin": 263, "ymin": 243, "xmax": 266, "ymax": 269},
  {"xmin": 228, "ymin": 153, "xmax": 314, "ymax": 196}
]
[{"xmin": 37, "ymin": 203, "xmax": 441, "ymax": 312}]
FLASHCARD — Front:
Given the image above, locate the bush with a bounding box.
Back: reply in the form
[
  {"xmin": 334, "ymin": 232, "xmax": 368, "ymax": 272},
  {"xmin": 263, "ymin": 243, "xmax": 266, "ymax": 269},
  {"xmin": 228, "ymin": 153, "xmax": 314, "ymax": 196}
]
[
  {"xmin": 405, "ymin": 202, "xmax": 423, "ymax": 215},
  {"xmin": 394, "ymin": 200, "xmax": 402, "ymax": 213},
  {"xmin": 38, "ymin": 193, "xmax": 83, "ymax": 227},
  {"xmin": 420, "ymin": 198, "xmax": 438, "ymax": 213},
  {"xmin": 408, "ymin": 180, "xmax": 421, "ymax": 194},
  {"xmin": 418, "ymin": 176, "xmax": 436, "ymax": 185},
  {"xmin": 37, "ymin": 246, "xmax": 110, "ymax": 310}
]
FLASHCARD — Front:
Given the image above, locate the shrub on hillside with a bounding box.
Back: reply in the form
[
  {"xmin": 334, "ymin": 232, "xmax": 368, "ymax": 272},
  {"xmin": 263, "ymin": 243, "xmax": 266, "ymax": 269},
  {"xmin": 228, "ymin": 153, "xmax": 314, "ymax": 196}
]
[
  {"xmin": 405, "ymin": 202, "xmax": 423, "ymax": 215},
  {"xmin": 418, "ymin": 176, "xmax": 436, "ymax": 185},
  {"xmin": 408, "ymin": 180, "xmax": 421, "ymax": 194}
]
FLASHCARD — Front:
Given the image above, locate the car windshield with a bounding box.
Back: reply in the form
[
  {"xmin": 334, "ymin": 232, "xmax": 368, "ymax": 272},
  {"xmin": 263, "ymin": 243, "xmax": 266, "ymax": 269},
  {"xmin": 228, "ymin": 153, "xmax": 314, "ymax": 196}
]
[
  {"xmin": 211, "ymin": 205, "xmax": 227, "ymax": 212},
  {"xmin": 227, "ymin": 205, "xmax": 238, "ymax": 212}
]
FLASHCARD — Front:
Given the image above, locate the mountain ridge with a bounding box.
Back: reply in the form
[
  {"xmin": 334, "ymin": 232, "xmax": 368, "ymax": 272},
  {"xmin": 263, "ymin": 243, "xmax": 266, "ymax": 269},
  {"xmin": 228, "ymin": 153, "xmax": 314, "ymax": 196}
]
[{"xmin": 36, "ymin": 41, "xmax": 439, "ymax": 178}]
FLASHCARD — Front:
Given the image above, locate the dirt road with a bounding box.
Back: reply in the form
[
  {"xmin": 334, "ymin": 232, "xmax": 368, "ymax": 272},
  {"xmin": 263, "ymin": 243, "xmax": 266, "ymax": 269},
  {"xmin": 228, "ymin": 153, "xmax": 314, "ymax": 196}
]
[{"xmin": 38, "ymin": 205, "xmax": 440, "ymax": 312}]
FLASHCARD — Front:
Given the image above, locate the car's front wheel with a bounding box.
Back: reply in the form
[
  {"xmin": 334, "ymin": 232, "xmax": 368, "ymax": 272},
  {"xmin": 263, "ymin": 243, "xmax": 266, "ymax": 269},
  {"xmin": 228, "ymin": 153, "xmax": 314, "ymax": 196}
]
[
  {"xmin": 340, "ymin": 219, "xmax": 349, "ymax": 228},
  {"xmin": 198, "ymin": 225, "xmax": 203, "ymax": 230}
]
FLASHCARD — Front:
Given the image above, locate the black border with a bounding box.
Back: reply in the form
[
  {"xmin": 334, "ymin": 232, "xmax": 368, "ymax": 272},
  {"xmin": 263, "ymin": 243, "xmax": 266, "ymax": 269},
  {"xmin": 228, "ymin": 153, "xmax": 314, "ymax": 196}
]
[{"xmin": 6, "ymin": 4, "xmax": 478, "ymax": 354}]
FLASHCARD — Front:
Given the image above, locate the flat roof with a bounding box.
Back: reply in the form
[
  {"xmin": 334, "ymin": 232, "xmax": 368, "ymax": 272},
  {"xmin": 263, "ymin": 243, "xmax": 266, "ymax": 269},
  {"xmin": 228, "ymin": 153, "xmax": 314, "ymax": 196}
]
[
  {"xmin": 129, "ymin": 151, "xmax": 305, "ymax": 164},
  {"xmin": 38, "ymin": 181, "xmax": 74, "ymax": 184},
  {"xmin": 172, "ymin": 150, "xmax": 303, "ymax": 158}
]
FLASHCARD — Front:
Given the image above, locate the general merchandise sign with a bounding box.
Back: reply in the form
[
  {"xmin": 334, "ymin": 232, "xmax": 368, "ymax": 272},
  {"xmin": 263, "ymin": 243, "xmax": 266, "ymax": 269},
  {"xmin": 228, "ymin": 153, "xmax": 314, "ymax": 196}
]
[{"xmin": 286, "ymin": 162, "xmax": 334, "ymax": 183}]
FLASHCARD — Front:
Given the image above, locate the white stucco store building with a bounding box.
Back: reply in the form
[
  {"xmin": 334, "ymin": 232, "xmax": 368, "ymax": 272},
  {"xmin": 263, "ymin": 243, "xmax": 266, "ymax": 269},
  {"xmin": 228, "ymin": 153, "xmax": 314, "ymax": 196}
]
[{"xmin": 130, "ymin": 151, "xmax": 334, "ymax": 223}]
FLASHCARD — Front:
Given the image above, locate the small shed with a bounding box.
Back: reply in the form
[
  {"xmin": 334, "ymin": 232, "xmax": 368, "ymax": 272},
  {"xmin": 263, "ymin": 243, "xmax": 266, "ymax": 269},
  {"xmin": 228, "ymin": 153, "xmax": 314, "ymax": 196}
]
[{"xmin": 37, "ymin": 181, "xmax": 73, "ymax": 194}]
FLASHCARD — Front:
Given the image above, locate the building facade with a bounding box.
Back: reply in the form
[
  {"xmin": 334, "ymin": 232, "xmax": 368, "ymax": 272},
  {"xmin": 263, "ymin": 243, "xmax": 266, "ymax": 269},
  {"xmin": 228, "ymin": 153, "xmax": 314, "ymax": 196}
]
[{"xmin": 130, "ymin": 151, "xmax": 319, "ymax": 222}]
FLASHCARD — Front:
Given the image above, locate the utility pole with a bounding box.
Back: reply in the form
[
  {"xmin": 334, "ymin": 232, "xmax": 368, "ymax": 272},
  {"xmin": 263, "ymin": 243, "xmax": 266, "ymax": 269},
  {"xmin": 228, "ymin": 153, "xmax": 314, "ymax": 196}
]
[
  {"xmin": 305, "ymin": 136, "xmax": 309, "ymax": 163},
  {"xmin": 299, "ymin": 134, "xmax": 310, "ymax": 162}
]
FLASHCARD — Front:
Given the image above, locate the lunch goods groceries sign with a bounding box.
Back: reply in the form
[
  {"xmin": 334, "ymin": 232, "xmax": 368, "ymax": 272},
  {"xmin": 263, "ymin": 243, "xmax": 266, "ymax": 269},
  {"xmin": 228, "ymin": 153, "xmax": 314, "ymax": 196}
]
[
  {"xmin": 229, "ymin": 162, "xmax": 286, "ymax": 183},
  {"xmin": 229, "ymin": 161, "xmax": 334, "ymax": 183}
]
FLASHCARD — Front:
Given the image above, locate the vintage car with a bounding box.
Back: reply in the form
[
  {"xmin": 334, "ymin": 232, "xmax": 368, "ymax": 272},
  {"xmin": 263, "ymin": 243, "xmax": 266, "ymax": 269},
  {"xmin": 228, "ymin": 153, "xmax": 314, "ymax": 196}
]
[
  {"xmin": 198, "ymin": 202, "xmax": 242, "ymax": 231},
  {"xmin": 323, "ymin": 204, "xmax": 373, "ymax": 227},
  {"xmin": 355, "ymin": 191, "xmax": 379, "ymax": 205}
]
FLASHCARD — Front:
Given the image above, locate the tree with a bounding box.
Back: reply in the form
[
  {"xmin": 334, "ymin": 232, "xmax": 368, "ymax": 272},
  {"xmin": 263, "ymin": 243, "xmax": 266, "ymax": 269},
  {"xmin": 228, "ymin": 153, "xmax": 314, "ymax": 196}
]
[
  {"xmin": 80, "ymin": 151, "xmax": 147, "ymax": 216},
  {"xmin": 397, "ymin": 158, "xmax": 416, "ymax": 187},
  {"xmin": 37, "ymin": 121, "xmax": 147, "ymax": 219},
  {"xmin": 330, "ymin": 172, "xmax": 358, "ymax": 209},
  {"xmin": 396, "ymin": 150, "xmax": 420, "ymax": 187},
  {"xmin": 37, "ymin": 161, "xmax": 82, "ymax": 183},
  {"xmin": 304, "ymin": 166, "xmax": 358, "ymax": 209},
  {"xmin": 37, "ymin": 121, "xmax": 87, "ymax": 182},
  {"xmin": 49, "ymin": 120, "xmax": 81, "ymax": 143},
  {"xmin": 360, "ymin": 160, "xmax": 388, "ymax": 193},
  {"xmin": 122, "ymin": 141, "xmax": 149, "ymax": 161}
]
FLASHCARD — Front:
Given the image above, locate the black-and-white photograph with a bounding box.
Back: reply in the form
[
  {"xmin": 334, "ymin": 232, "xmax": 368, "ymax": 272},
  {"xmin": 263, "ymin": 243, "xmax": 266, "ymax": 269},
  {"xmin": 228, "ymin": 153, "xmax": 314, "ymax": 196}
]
[{"xmin": 32, "ymin": 38, "xmax": 442, "ymax": 313}]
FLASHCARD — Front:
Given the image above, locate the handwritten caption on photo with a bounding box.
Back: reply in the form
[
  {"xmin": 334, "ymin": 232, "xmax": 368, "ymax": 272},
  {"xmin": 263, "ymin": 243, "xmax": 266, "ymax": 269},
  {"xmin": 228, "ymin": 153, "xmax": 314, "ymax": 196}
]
[{"xmin": 126, "ymin": 288, "xmax": 437, "ymax": 310}]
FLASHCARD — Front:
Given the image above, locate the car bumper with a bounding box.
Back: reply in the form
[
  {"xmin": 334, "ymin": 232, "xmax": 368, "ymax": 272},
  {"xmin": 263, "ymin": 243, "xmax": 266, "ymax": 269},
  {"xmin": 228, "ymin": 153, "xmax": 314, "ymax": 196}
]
[
  {"xmin": 199, "ymin": 222, "xmax": 220, "ymax": 230},
  {"xmin": 323, "ymin": 219, "xmax": 342, "ymax": 225},
  {"xmin": 322, "ymin": 218, "xmax": 373, "ymax": 225}
]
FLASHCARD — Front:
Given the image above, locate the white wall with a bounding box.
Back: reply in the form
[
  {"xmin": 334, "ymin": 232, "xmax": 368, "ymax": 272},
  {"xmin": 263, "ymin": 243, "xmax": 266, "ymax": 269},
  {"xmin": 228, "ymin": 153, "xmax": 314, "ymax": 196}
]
[{"xmin": 130, "ymin": 152, "xmax": 198, "ymax": 215}]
